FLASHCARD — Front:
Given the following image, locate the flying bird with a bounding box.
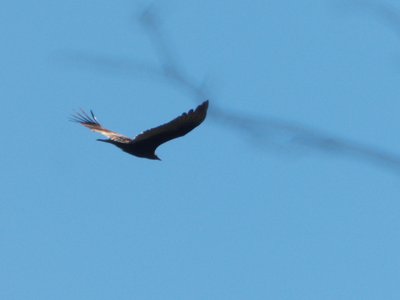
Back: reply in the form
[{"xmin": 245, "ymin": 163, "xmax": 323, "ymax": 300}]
[{"xmin": 71, "ymin": 100, "xmax": 209, "ymax": 160}]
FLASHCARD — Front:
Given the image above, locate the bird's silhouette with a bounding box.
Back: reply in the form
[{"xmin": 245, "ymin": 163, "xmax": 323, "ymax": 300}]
[{"xmin": 71, "ymin": 100, "xmax": 209, "ymax": 160}]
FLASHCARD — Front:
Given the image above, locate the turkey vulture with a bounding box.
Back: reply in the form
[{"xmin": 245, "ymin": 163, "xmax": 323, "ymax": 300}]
[{"xmin": 71, "ymin": 100, "xmax": 209, "ymax": 160}]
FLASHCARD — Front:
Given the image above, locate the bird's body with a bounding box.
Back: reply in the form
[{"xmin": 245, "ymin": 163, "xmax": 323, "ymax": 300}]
[{"xmin": 71, "ymin": 100, "xmax": 209, "ymax": 160}]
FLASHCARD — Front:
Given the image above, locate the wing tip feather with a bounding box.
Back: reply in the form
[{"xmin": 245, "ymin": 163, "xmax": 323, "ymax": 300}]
[{"xmin": 70, "ymin": 108, "xmax": 100, "ymax": 126}]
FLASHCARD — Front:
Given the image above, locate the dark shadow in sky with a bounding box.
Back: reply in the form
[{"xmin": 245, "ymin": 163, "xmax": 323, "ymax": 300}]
[{"xmin": 57, "ymin": 5, "xmax": 400, "ymax": 174}]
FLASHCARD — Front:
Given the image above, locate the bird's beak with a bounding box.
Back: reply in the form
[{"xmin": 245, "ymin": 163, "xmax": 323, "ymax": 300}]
[{"xmin": 97, "ymin": 139, "xmax": 112, "ymax": 143}]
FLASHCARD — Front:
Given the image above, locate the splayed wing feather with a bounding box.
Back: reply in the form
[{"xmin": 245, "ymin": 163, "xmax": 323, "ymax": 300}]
[
  {"xmin": 132, "ymin": 100, "xmax": 208, "ymax": 151},
  {"xmin": 70, "ymin": 109, "xmax": 132, "ymax": 143}
]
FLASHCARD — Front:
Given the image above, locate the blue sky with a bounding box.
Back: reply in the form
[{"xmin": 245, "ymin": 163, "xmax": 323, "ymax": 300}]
[{"xmin": 1, "ymin": 0, "xmax": 400, "ymax": 299}]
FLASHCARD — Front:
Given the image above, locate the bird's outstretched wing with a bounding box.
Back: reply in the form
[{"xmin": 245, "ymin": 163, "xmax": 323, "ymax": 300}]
[
  {"xmin": 132, "ymin": 100, "xmax": 209, "ymax": 151},
  {"xmin": 71, "ymin": 109, "xmax": 132, "ymax": 143}
]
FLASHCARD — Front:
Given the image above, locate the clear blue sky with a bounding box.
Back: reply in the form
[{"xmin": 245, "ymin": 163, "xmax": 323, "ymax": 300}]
[{"xmin": 1, "ymin": 0, "xmax": 400, "ymax": 299}]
